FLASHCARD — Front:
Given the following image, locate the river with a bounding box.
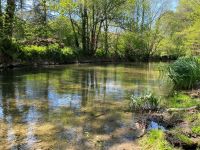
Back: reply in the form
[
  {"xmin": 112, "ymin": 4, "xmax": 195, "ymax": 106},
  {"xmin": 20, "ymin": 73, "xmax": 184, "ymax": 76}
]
[{"xmin": 0, "ymin": 63, "xmax": 170, "ymax": 150}]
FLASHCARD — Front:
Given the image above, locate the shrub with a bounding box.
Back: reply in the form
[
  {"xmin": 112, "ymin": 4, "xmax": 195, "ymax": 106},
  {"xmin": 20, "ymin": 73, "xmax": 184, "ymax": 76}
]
[
  {"xmin": 46, "ymin": 44, "xmax": 62, "ymax": 61},
  {"xmin": 61, "ymin": 47, "xmax": 77, "ymax": 61},
  {"xmin": 20, "ymin": 45, "xmax": 46, "ymax": 61},
  {"xmin": 95, "ymin": 48, "xmax": 107, "ymax": 58},
  {"xmin": 168, "ymin": 57, "xmax": 200, "ymax": 89},
  {"xmin": 0, "ymin": 38, "xmax": 21, "ymax": 61},
  {"xmin": 20, "ymin": 44, "xmax": 76, "ymax": 63},
  {"xmin": 122, "ymin": 32, "xmax": 149, "ymax": 61},
  {"xmin": 130, "ymin": 93, "xmax": 160, "ymax": 112}
]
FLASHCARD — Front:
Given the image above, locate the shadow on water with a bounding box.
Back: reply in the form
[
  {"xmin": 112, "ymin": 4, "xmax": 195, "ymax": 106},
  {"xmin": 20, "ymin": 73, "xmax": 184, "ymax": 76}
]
[{"xmin": 0, "ymin": 63, "xmax": 170, "ymax": 150}]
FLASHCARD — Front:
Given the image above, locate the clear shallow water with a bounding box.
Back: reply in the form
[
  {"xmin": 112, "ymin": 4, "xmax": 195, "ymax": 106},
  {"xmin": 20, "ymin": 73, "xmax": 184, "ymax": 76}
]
[{"xmin": 0, "ymin": 63, "xmax": 170, "ymax": 150}]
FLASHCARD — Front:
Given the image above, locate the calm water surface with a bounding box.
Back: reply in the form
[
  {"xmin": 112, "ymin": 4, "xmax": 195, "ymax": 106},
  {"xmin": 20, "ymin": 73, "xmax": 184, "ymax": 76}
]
[{"xmin": 0, "ymin": 63, "xmax": 170, "ymax": 150}]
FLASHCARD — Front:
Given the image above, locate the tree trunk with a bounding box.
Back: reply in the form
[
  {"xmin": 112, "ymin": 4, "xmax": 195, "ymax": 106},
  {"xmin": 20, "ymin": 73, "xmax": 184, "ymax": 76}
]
[
  {"xmin": 90, "ymin": 3, "xmax": 96, "ymax": 55},
  {"xmin": 86, "ymin": 7, "xmax": 89, "ymax": 54},
  {"xmin": 136, "ymin": 1, "xmax": 140, "ymax": 32},
  {"xmin": 42, "ymin": 0, "xmax": 47, "ymax": 38},
  {"xmin": 69, "ymin": 12, "xmax": 79, "ymax": 48},
  {"xmin": 95, "ymin": 21, "xmax": 103, "ymax": 53},
  {"xmin": 0, "ymin": 0, "xmax": 3, "ymax": 31},
  {"xmin": 4, "ymin": 0, "xmax": 16, "ymax": 39},
  {"xmin": 141, "ymin": 0, "xmax": 145, "ymax": 32},
  {"xmin": 81, "ymin": 4, "xmax": 88, "ymax": 54},
  {"xmin": 104, "ymin": 15, "xmax": 109, "ymax": 56}
]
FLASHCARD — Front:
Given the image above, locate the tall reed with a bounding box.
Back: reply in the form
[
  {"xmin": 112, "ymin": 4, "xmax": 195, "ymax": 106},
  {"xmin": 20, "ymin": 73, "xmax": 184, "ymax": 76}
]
[{"xmin": 168, "ymin": 57, "xmax": 200, "ymax": 89}]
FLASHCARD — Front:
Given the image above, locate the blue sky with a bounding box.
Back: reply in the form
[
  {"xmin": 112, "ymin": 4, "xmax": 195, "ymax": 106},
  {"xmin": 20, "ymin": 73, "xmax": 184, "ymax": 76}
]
[{"xmin": 171, "ymin": 0, "xmax": 179, "ymax": 10}]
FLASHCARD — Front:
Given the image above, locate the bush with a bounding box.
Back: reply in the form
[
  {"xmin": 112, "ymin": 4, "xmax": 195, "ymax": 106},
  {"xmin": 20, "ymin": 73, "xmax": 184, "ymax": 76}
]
[
  {"xmin": 0, "ymin": 38, "xmax": 21, "ymax": 61},
  {"xmin": 61, "ymin": 47, "xmax": 77, "ymax": 61},
  {"xmin": 20, "ymin": 45, "xmax": 46, "ymax": 61},
  {"xmin": 122, "ymin": 32, "xmax": 149, "ymax": 61},
  {"xmin": 130, "ymin": 93, "xmax": 160, "ymax": 112},
  {"xmin": 46, "ymin": 43, "xmax": 62, "ymax": 61},
  {"xmin": 20, "ymin": 44, "xmax": 76, "ymax": 63},
  {"xmin": 95, "ymin": 48, "xmax": 107, "ymax": 58},
  {"xmin": 168, "ymin": 57, "xmax": 200, "ymax": 89}
]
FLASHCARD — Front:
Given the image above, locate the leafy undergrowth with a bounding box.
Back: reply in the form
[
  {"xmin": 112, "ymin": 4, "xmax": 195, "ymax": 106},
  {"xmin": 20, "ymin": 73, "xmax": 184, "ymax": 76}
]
[
  {"xmin": 139, "ymin": 130, "xmax": 176, "ymax": 150},
  {"xmin": 20, "ymin": 44, "xmax": 77, "ymax": 63}
]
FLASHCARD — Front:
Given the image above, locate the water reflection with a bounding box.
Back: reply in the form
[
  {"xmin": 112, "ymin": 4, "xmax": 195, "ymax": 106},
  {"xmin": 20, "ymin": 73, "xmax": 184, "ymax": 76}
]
[{"xmin": 0, "ymin": 63, "xmax": 170, "ymax": 149}]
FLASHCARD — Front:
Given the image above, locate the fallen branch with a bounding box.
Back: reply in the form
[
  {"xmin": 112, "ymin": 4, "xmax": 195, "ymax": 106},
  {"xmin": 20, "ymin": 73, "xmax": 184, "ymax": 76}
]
[{"xmin": 166, "ymin": 106, "xmax": 197, "ymax": 112}]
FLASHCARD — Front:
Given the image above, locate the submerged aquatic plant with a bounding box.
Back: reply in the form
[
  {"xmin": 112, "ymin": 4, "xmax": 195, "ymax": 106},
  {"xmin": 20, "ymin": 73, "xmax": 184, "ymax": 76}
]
[
  {"xmin": 168, "ymin": 57, "xmax": 200, "ymax": 89},
  {"xmin": 130, "ymin": 93, "xmax": 160, "ymax": 111}
]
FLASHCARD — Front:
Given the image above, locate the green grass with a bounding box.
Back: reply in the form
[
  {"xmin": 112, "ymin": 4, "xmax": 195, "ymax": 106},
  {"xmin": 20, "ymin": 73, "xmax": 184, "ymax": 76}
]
[
  {"xmin": 139, "ymin": 130, "xmax": 175, "ymax": 150},
  {"xmin": 165, "ymin": 93, "xmax": 199, "ymax": 108},
  {"xmin": 192, "ymin": 126, "xmax": 200, "ymax": 136},
  {"xmin": 168, "ymin": 57, "xmax": 200, "ymax": 89}
]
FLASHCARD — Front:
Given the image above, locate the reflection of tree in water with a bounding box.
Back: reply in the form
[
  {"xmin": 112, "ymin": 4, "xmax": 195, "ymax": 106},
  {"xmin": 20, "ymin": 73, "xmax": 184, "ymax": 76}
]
[
  {"xmin": 0, "ymin": 69, "xmax": 55, "ymax": 149},
  {"xmin": 0, "ymin": 64, "xmax": 168, "ymax": 149},
  {"xmin": 0, "ymin": 71, "xmax": 30, "ymax": 119},
  {"xmin": 81, "ymin": 68, "xmax": 98, "ymax": 107},
  {"xmin": 0, "ymin": 71, "xmax": 31, "ymax": 149}
]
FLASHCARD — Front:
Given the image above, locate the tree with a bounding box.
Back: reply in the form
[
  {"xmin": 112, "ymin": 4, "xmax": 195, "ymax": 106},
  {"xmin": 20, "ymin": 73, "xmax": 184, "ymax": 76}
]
[
  {"xmin": 156, "ymin": 0, "xmax": 200, "ymax": 56},
  {"xmin": 0, "ymin": 0, "xmax": 3, "ymax": 31},
  {"xmin": 4, "ymin": 0, "xmax": 16, "ymax": 39}
]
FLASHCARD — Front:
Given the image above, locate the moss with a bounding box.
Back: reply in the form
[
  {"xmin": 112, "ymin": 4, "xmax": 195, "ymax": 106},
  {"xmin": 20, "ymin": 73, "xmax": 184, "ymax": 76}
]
[
  {"xmin": 192, "ymin": 126, "xmax": 200, "ymax": 136},
  {"xmin": 176, "ymin": 133, "xmax": 193, "ymax": 145},
  {"xmin": 139, "ymin": 130, "xmax": 175, "ymax": 150},
  {"xmin": 184, "ymin": 112, "xmax": 199, "ymax": 122}
]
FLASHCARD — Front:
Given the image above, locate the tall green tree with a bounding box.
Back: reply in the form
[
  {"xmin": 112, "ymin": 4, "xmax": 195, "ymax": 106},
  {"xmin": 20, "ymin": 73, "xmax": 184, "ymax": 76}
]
[
  {"xmin": 4, "ymin": 0, "xmax": 16, "ymax": 39},
  {"xmin": 0, "ymin": 0, "xmax": 3, "ymax": 31}
]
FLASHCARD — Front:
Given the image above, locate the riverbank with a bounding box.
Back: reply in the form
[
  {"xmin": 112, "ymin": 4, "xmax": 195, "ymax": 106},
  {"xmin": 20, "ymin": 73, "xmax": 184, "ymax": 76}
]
[
  {"xmin": 135, "ymin": 91, "xmax": 200, "ymax": 150},
  {"xmin": 0, "ymin": 56, "xmax": 176, "ymax": 70}
]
